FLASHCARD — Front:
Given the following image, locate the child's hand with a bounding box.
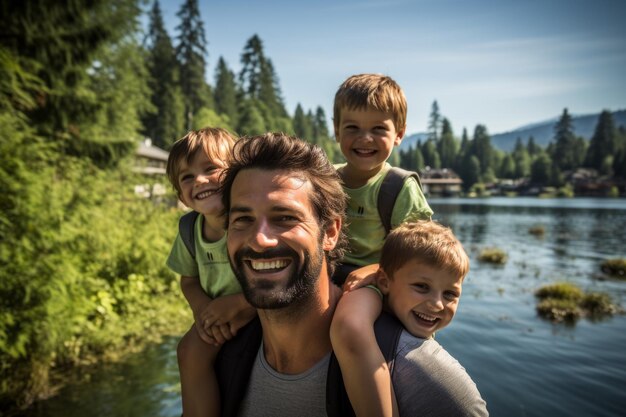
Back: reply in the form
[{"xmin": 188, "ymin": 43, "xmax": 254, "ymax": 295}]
[
  {"xmin": 343, "ymin": 263, "xmax": 380, "ymax": 293},
  {"xmin": 192, "ymin": 299, "xmax": 219, "ymax": 346},
  {"xmin": 201, "ymin": 293, "xmax": 257, "ymax": 340}
]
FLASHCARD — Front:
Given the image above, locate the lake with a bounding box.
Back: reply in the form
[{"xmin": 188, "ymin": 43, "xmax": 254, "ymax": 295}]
[{"xmin": 22, "ymin": 197, "xmax": 626, "ymax": 417}]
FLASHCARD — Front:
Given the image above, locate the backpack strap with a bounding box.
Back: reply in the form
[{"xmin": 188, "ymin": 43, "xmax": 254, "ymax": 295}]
[
  {"xmin": 326, "ymin": 311, "xmax": 404, "ymax": 417},
  {"xmin": 216, "ymin": 317, "xmax": 263, "ymax": 417},
  {"xmin": 377, "ymin": 167, "xmax": 422, "ymax": 235},
  {"xmin": 179, "ymin": 211, "xmax": 200, "ymax": 259}
]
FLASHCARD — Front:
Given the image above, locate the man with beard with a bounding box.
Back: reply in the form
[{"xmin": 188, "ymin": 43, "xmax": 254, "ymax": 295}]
[{"xmin": 215, "ymin": 133, "xmax": 488, "ymax": 417}]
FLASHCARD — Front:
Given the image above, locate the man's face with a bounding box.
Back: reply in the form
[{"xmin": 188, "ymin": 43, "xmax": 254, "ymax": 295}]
[{"xmin": 227, "ymin": 168, "xmax": 334, "ymax": 309}]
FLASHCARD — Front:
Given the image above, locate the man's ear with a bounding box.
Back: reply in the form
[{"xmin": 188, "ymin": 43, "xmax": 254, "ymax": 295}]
[
  {"xmin": 322, "ymin": 217, "xmax": 341, "ymax": 251},
  {"xmin": 377, "ymin": 268, "xmax": 391, "ymax": 295}
]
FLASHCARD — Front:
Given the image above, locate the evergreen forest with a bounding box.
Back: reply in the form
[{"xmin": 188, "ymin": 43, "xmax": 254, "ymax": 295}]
[{"xmin": 1, "ymin": 0, "xmax": 625, "ymax": 412}]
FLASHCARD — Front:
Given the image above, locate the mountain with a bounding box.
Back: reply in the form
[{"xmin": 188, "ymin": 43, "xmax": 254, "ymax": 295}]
[
  {"xmin": 490, "ymin": 109, "xmax": 626, "ymax": 152},
  {"xmin": 400, "ymin": 109, "xmax": 626, "ymax": 152}
]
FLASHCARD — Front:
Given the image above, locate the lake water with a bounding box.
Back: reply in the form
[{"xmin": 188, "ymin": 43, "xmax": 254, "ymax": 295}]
[{"xmin": 21, "ymin": 197, "xmax": 626, "ymax": 417}]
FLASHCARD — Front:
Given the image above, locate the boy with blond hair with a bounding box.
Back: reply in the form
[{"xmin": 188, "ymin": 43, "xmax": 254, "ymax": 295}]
[
  {"xmin": 332, "ymin": 73, "xmax": 433, "ymax": 280},
  {"xmin": 331, "ymin": 74, "xmax": 434, "ymax": 416},
  {"xmin": 166, "ymin": 127, "xmax": 256, "ymax": 417},
  {"xmin": 332, "ymin": 220, "xmax": 485, "ymax": 417}
]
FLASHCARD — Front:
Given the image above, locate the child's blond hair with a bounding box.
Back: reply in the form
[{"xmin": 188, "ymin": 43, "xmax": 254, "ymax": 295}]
[
  {"xmin": 166, "ymin": 127, "xmax": 236, "ymax": 196},
  {"xmin": 380, "ymin": 221, "xmax": 469, "ymax": 280},
  {"xmin": 333, "ymin": 73, "xmax": 407, "ymax": 132}
]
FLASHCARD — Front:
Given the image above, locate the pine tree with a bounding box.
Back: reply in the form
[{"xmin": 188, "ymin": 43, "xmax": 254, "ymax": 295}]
[
  {"xmin": 584, "ymin": 110, "xmax": 617, "ymax": 171},
  {"xmin": 144, "ymin": 0, "xmax": 185, "ymax": 147},
  {"xmin": 213, "ymin": 56, "xmax": 238, "ymax": 128},
  {"xmin": 175, "ymin": 0, "xmax": 211, "ymax": 129},
  {"xmin": 313, "ymin": 106, "xmax": 330, "ymax": 144},
  {"xmin": 1, "ymin": 0, "xmax": 141, "ymax": 139},
  {"xmin": 437, "ymin": 118, "xmax": 458, "ymax": 168},
  {"xmin": 551, "ymin": 108, "xmax": 578, "ymax": 171},
  {"xmin": 293, "ymin": 104, "xmax": 313, "ymax": 140},
  {"xmin": 427, "ymin": 100, "xmax": 441, "ymax": 142},
  {"xmin": 531, "ymin": 152, "xmax": 552, "ymax": 184},
  {"xmin": 470, "ymin": 124, "xmax": 494, "ymax": 176},
  {"xmin": 237, "ymin": 99, "xmax": 266, "ymax": 136},
  {"xmin": 421, "ymin": 139, "xmax": 441, "ymax": 169},
  {"xmin": 238, "ymin": 35, "xmax": 289, "ymax": 131},
  {"xmin": 527, "ymin": 135, "xmax": 540, "ymax": 156},
  {"xmin": 499, "ymin": 154, "xmax": 516, "ymax": 179}
]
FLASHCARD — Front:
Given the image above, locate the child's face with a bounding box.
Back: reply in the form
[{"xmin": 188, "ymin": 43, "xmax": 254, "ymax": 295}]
[
  {"xmin": 177, "ymin": 151, "xmax": 226, "ymax": 217},
  {"xmin": 378, "ymin": 259, "xmax": 463, "ymax": 339},
  {"xmin": 335, "ymin": 107, "xmax": 405, "ymax": 175}
]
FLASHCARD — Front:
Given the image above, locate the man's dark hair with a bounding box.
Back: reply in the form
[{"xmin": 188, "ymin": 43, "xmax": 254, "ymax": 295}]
[{"xmin": 219, "ymin": 133, "xmax": 347, "ymax": 272}]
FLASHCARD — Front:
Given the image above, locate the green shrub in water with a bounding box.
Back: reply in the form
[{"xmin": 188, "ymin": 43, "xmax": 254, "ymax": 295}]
[
  {"xmin": 535, "ymin": 282, "xmax": 583, "ymax": 302},
  {"xmin": 601, "ymin": 258, "xmax": 626, "ymax": 278},
  {"xmin": 581, "ymin": 293, "xmax": 619, "ymax": 317},
  {"xmin": 536, "ymin": 298, "xmax": 582, "ymax": 322},
  {"xmin": 535, "ymin": 282, "xmax": 620, "ymax": 322},
  {"xmin": 478, "ymin": 247, "xmax": 508, "ymax": 264}
]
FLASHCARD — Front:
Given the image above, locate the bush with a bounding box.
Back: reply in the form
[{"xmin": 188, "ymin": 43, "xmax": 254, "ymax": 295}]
[
  {"xmin": 536, "ymin": 298, "xmax": 582, "ymax": 322},
  {"xmin": 535, "ymin": 282, "xmax": 583, "ymax": 302},
  {"xmin": 0, "ymin": 130, "xmax": 189, "ymax": 409},
  {"xmin": 535, "ymin": 282, "xmax": 621, "ymax": 323},
  {"xmin": 478, "ymin": 247, "xmax": 507, "ymax": 264},
  {"xmin": 601, "ymin": 258, "xmax": 626, "ymax": 278}
]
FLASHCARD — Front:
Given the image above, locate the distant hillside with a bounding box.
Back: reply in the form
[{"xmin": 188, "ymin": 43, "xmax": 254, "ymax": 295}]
[{"xmin": 400, "ymin": 109, "xmax": 626, "ymax": 153}]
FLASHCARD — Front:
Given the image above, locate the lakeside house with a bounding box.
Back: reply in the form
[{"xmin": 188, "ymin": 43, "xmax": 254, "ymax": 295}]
[
  {"xmin": 133, "ymin": 139, "xmax": 169, "ymax": 199},
  {"xmin": 420, "ymin": 167, "xmax": 463, "ymax": 197}
]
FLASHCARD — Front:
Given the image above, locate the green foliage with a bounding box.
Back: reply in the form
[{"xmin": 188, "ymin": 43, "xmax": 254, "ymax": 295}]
[
  {"xmin": 535, "ymin": 282, "xmax": 583, "ymax": 301},
  {"xmin": 552, "ymin": 108, "xmax": 578, "ymax": 171},
  {"xmin": 536, "ymin": 298, "xmax": 582, "ymax": 322},
  {"xmin": 214, "ymin": 56, "xmax": 238, "ymax": 127},
  {"xmin": 144, "ymin": 0, "xmax": 186, "ymax": 148},
  {"xmin": 601, "ymin": 258, "xmax": 626, "ymax": 278},
  {"xmin": 535, "ymin": 282, "xmax": 621, "ymax": 323},
  {"xmin": 584, "ymin": 110, "xmax": 617, "ymax": 171},
  {"xmin": 175, "ymin": 0, "xmax": 211, "ymax": 120},
  {"xmin": 478, "ymin": 247, "xmax": 507, "ymax": 264},
  {"xmin": 0, "ymin": 139, "xmax": 188, "ymax": 407},
  {"xmin": 192, "ymin": 107, "xmax": 233, "ymax": 132},
  {"xmin": 528, "ymin": 225, "xmax": 546, "ymax": 236}
]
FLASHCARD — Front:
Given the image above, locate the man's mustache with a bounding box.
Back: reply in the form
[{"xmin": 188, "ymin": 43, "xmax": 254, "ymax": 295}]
[{"xmin": 233, "ymin": 246, "xmax": 299, "ymax": 261}]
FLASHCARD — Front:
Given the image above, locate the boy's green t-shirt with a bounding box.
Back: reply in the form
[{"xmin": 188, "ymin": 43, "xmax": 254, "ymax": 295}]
[
  {"xmin": 166, "ymin": 214, "xmax": 241, "ymax": 299},
  {"xmin": 337, "ymin": 163, "xmax": 433, "ymax": 266}
]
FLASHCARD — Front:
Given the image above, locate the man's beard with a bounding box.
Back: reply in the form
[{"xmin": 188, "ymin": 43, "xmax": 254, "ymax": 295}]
[{"xmin": 230, "ymin": 241, "xmax": 324, "ymax": 310}]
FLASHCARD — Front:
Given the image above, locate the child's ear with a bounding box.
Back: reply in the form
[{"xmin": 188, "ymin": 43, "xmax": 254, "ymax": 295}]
[
  {"xmin": 377, "ymin": 268, "xmax": 391, "ymax": 295},
  {"xmin": 394, "ymin": 125, "xmax": 406, "ymax": 146}
]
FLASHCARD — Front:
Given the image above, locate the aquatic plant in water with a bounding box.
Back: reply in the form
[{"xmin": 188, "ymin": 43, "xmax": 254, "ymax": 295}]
[
  {"xmin": 478, "ymin": 247, "xmax": 507, "ymax": 264},
  {"xmin": 601, "ymin": 258, "xmax": 626, "ymax": 278},
  {"xmin": 535, "ymin": 282, "xmax": 621, "ymax": 323},
  {"xmin": 528, "ymin": 225, "xmax": 545, "ymax": 236}
]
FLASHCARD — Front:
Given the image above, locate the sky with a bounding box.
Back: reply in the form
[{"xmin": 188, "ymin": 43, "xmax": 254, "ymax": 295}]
[{"xmin": 154, "ymin": 0, "xmax": 626, "ymax": 135}]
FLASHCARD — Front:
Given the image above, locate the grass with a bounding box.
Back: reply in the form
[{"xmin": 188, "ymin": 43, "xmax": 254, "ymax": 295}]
[
  {"xmin": 535, "ymin": 282, "xmax": 622, "ymax": 323},
  {"xmin": 478, "ymin": 247, "xmax": 507, "ymax": 264},
  {"xmin": 601, "ymin": 258, "xmax": 626, "ymax": 278},
  {"xmin": 528, "ymin": 225, "xmax": 546, "ymax": 236}
]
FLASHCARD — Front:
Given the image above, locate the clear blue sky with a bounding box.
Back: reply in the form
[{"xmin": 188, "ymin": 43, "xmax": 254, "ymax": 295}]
[{"xmin": 155, "ymin": 0, "xmax": 626, "ymax": 135}]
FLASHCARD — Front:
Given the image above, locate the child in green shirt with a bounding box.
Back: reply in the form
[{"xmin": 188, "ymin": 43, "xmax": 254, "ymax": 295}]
[
  {"xmin": 165, "ymin": 127, "xmax": 256, "ymax": 417},
  {"xmin": 330, "ymin": 74, "xmax": 433, "ymax": 417}
]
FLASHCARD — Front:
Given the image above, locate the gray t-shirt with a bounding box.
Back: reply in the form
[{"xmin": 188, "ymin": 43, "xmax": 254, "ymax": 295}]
[
  {"xmin": 237, "ymin": 331, "xmax": 488, "ymax": 417},
  {"xmin": 237, "ymin": 341, "xmax": 330, "ymax": 417}
]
